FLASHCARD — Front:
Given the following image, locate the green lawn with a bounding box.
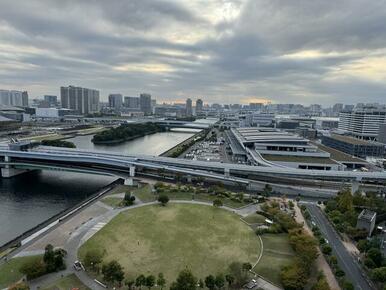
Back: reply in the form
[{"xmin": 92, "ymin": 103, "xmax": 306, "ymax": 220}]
[
  {"xmin": 101, "ymin": 196, "xmax": 123, "ymax": 208},
  {"xmin": 79, "ymin": 204, "xmax": 261, "ymax": 285},
  {"xmin": 253, "ymin": 234, "xmax": 295, "ymax": 286},
  {"xmin": 0, "ymin": 255, "xmax": 43, "ymax": 289},
  {"xmin": 241, "ymin": 213, "xmax": 267, "ymax": 225},
  {"xmin": 42, "ymin": 274, "xmax": 90, "ymax": 290},
  {"xmin": 132, "ymin": 184, "xmax": 157, "ymax": 202}
]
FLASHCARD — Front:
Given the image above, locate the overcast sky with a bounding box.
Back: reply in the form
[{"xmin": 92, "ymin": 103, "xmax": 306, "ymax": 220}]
[{"xmin": 1, "ymin": 0, "xmax": 386, "ymax": 105}]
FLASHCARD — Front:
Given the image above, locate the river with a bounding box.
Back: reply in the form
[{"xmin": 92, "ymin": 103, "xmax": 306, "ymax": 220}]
[{"xmin": 0, "ymin": 128, "xmax": 202, "ymax": 246}]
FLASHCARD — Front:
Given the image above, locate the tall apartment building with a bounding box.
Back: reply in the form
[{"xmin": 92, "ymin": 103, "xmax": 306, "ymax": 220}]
[
  {"xmin": 124, "ymin": 96, "xmax": 140, "ymax": 109},
  {"xmin": 60, "ymin": 86, "xmax": 99, "ymax": 115},
  {"xmin": 44, "ymin": 95, "xmax": 58, "ymax": 107},
  {"xmin": 339, "ymin": 107, "xmax": 386, "ymax": 140},
  {"xmin": 0, "ymin": 90, "xmax": 29, "ymax": 107},
  {"xmin": 186, "ymin": 98, "xmax": 192, "ymax": 116},
  {"xmin": 108, "ymin": 94, "xmax": 123, "ymax": 109},
  {"xmin": 139, "ymin": 93, "xmax": 152, "ymax": 115},
  {"xmin": 196, "ymin": 99, "xmax": 203, "ymax": 114}
]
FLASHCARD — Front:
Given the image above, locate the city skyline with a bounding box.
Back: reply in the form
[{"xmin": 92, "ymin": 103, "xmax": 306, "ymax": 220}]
[{"xmin": 1, "ymin": 1, "xmax": 386, "ymax": 105}]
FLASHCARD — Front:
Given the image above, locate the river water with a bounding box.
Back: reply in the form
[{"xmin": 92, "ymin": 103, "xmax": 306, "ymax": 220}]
[{"xmin": 0, "ymin": 129, "xmax": 200, "ymax": 246}]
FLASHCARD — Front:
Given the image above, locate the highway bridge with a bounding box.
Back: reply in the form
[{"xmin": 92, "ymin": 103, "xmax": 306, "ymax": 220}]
[{"xmin": 1, "ymin": 144, "xmax": 386, "ymax": 197}]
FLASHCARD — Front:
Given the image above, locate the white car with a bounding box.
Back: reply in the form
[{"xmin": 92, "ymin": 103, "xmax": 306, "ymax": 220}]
[{"xmin": 73, "ymin": 260, "xmax": 83, "ymax": 271}]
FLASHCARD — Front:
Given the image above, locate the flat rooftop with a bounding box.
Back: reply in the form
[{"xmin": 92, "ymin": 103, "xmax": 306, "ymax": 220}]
[
  {"xmin": 358, "ymin": 209, "xmax": 376, "ymax": 222},
  {"xmin": 312, "ymin": 141, "xmax": 368, "ymax": 163},
  {"xmin": 329, "ymin": 134, "xmax": 384, "ymax": 146},
  {"xmin": 262, "ymin": 154, "xmax": 338, "ymax": 164},
  {"xmin": 232, "ymin": 127, "xmax": 310, "ymax": 144}
]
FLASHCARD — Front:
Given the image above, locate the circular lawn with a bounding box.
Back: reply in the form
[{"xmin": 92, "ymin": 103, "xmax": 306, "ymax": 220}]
[{"xmin": 78, "ymin": 203, "xmax": 261, "ymax": 282}]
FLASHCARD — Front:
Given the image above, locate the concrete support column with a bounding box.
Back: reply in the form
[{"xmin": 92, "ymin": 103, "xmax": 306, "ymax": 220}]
[
  {"xmin": 187, "ymin": 175, "xmax": 192, "ymax": 183},
  {"xmin": 124, "ymin": 178, "xmax": 133, "ymax": 186},
  {"xmin": 224, "ymin": 168, "xmax": 230, "ymax": 177},
  {"xmin": 129, "ymin": 166, "xmax": 135, "ymax": 177}
]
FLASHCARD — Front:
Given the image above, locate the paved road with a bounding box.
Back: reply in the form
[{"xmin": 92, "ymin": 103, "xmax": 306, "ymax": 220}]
[{"xmin": 305, "ymin": 204, "xmax": 374, "ymax": 290}]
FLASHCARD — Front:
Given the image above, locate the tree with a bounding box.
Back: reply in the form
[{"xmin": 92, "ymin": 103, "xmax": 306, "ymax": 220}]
[
  {"xmin": 101, "ymin": 260, "xmax": 124, "ymax": 285},
  {"xmin": 43, "ymin": 244, "xmax": 55, "ymax": 272},
  {"xmin": 124, "ymin": 192, "xmax": 136, "ymax": 206},
  {"xmin": 371, "ymin": 267, "xmax": 386, "ymax": 282},
  {"xmin": 280, "ymin": 260, "xmax": 308, "ymax": 290},
  {"xmin": 321, "ymin": 244, "xmax": 332, "ymax": 255},
  {"xmin": 213, "ymin": 199, "xmax": 223, "ymax": 207},
  {"xmin": 170, "ymin": 269, "xmax": 197, "ymax": 290},
  {"xmin": 84, "ymin": 248, "xmax": 104, "ymax": 272},
  {"xmin": 136, "ymin": 274, "xmax": 146, "ymax": 289},
  {"xmin": 242, "ymin": 262, "xmax": 252, "ymax": 272},
  {"xmin": 205, "ymin": 275, "xmax": 216, "ymax": 290},
  {"xmin": 367, "ymin": 248, "xmax": 383, "ymax": 267},
  {"xmin": 125, "ymin": 279, "xmax": 135, "ymax": 290},
  {"xmin": 145, "ymin": 275, "xmax": 156, "ymax": 289},
  {"xmin": 311, "ymin": 274, "xmax": 331, "ymax": 290},
  {"xmin": 157, "ymin": 273, "xmax": 166, "ymax": 290},
  {"xmin": 158, "ymin": 194, "xmax": 169, "ymax": 206},
  {"xmin": 215, "ymin": 274, "xmax": 225, "ymax": 289},
  {"xmin": 225, "ymin": 274, "xmax": 235, "ymax": 287},
  {"xmin": 228, "ymin": 262, "xmax": 249, "ymax": 287}
]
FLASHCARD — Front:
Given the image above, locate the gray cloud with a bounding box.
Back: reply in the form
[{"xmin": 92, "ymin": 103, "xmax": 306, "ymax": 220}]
[{"xmin": 0, "ymin": 0, "xmax": 386, "ymax": 105}]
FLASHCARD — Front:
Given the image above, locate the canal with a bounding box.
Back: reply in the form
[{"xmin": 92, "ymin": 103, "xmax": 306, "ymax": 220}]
[{"xmin": 0, "ymin": 129, "xmax": 200, "ymax": 246}]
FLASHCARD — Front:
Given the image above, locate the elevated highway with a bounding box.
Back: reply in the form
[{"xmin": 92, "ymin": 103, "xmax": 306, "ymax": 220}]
[{"xmin": 1, "ymin": 145, "xmax": 385, "ymax": 196}]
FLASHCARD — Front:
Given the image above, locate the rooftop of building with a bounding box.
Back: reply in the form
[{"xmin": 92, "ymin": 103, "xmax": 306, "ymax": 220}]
[
  {"xmin": 358, "ymin": 209, "xmax": 376, "ymax": 222},
  {"xmin": 262, "ymin": 154, "xmax": 338, "ymax": 164},
  {"xmin": 311, "ymin": 141, "xmax": 368, "ymax": 163},
  {"xmin": 327, "ymin": 134, "xmax": 384, "ymax": 146},
  {"xmin": 232, "ymin": 127, "xmax": 310, "ymax": 144}
]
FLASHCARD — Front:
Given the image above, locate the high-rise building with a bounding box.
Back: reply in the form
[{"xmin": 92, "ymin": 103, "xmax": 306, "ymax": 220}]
[
  {"xmin": 339, "ymin": 106, "xmax": 386, "ymax": 140},
  {"xmin": 139, "ymin": 93, "xmax": 152, "ymax": 115},
  {"xmin": 332, "ymin": 103, "xmax": 344, "ymax": 113},
  {"xmin": 124, "ymin": 96, "xmax": 140, "ymax": 109},
  {"xmin": 60, "ymin": 85, "xmax": 99, "ymax": 115},
  {"xmin": 108, "ymin": 94, "xmax": 123, "ymax": 109},
  {"xmin": 186, "ymin": 98, "xmax": 192, "ymax": 116},
  {"xmin": 196, "ymin": 99, "xmax": 203, "ymax": 114},
  {"xmin": 0, "ymin": 90, "xmax": 28, "ymax": 107},
  {"xmin": 22, "ymin": 91, "xmax": 29, "ymax": 107},
  {"xmin": 44, "ymin": 95, "xmax": 57, "ymax": 107}
]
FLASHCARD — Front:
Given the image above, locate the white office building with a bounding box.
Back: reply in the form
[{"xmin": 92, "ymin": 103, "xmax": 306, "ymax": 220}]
[{"xmin": 339, "ymin": 107, "xmax": 386, "ymax": 140}]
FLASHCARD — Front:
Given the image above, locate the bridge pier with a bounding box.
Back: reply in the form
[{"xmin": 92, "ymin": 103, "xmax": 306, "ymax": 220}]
[
  {"xmin": 124, "ymin": 166, "xmax": 136, "ymax": 186},
  {"xmin": 1, "ymin": 156, "xmax": 29, "ymax": 178},
  {"xmin": 224, "ymin": 168, "xmax": 230, "ymax": 177},
  {"xmin": 351, "ymin": 180, "xmax": 360, "ymax": 194}
]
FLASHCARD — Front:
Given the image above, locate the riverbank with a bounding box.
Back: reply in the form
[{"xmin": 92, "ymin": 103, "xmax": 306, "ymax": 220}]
[{"xmin": 160, "ymin": 129, "xmax": 208, "ymax": 157}]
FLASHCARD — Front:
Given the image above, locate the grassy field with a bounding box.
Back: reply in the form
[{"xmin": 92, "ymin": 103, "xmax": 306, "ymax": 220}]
[
  {"xmin": 253, "ymin": 234, "xmax": 295, "ymax": 286},
  {"xmin": 241, "ymin": 213, "xmax": 267, "ymax": 225},
  {"xmin": 79, "ymin": 204, "xmax": 261, "ymax": 284},
  {"xmin": 42, "ymin": 274, "xmax": 90, "ymax": 290},
  {"xmin": 0, "ymin": 255, "xmax": 43, "ymax": 288}
]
